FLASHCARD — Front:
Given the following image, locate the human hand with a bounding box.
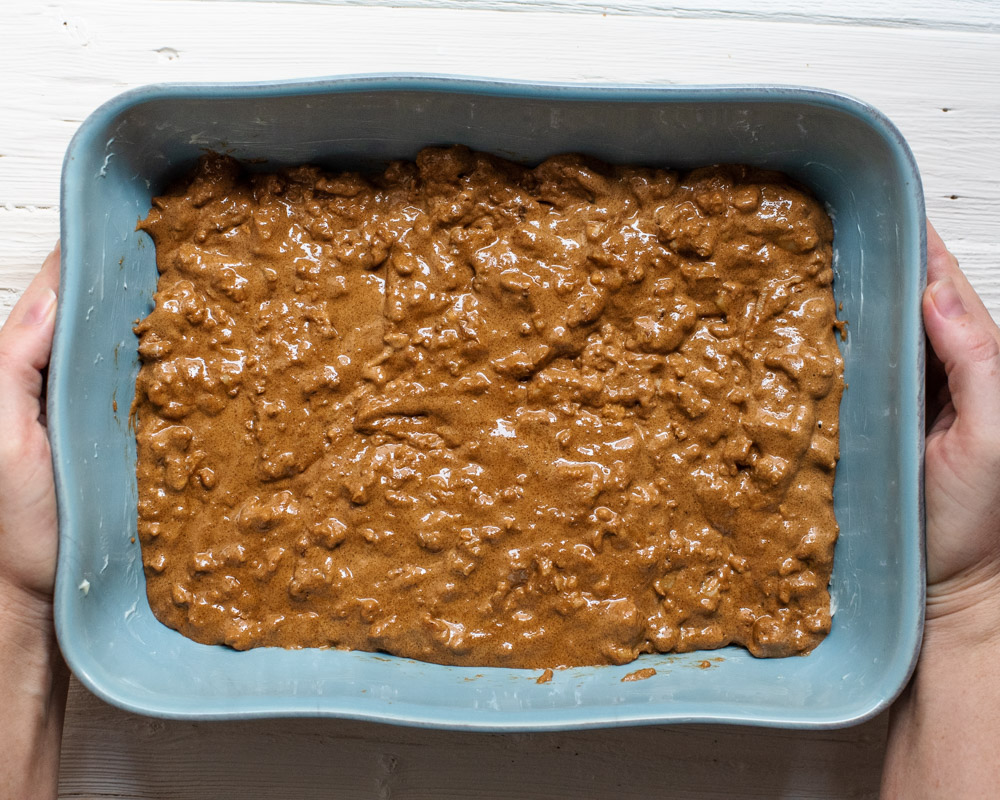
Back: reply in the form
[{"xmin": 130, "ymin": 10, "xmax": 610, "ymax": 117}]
[
  {"xmin": 0, "ymin": 245, "xmax": 66, "ymax": 800},
  {"xmin": 0, "ymin": 244, "xmax": 60, "ymax": 609},
  {"xmin": 922, "ymin": 222, "xmax": 1000, "ymax": 629},
  {"xmin": 882, "ymin": 225, "xmax": 1000, "ymax": 797}
]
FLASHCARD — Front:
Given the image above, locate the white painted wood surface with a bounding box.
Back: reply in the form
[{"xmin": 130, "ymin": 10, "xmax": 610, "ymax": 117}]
[
  {"xmin": 1, "ymin": 1, "xmax": 998, "ymax": 797},
  {"xmin": 233, "ymin": 0, "xmax": 1000, "ymax": 31}
]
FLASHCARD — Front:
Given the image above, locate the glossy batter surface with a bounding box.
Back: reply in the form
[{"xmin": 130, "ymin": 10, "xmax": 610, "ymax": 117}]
[{"xmin": 134, "ymin": 147, "xmax": 843, "ymax": 667}]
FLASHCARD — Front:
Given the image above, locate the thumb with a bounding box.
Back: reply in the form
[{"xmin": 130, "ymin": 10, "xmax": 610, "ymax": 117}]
[
  {"xmin": 0, "ymin": 246, "xmax": 60, "ymax": 419},
  {"xmin": 923, "ymin": 274, "xmax": 1000, "ymax": 438}
]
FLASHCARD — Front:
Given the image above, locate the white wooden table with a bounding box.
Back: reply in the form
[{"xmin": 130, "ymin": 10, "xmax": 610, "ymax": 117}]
[{"xmin": 4, "ymin": 2, "xmax": 999, "ymax": 797}]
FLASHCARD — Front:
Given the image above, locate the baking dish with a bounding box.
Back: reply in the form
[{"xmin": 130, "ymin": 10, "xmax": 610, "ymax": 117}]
[{"xmin": 53, "ymin": 76, "xmax": 925, "ymax": 729}]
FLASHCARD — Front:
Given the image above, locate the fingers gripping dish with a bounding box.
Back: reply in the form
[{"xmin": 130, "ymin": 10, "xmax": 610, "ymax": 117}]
[{"xmin": 133, "ymin": 146, "xmax": 843, "ymax": 668}]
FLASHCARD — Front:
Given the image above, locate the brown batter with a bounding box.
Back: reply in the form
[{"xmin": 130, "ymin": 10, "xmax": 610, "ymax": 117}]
[{"xmin": 133, "ymin": 147, "xmax": 843, "ymax": 668}]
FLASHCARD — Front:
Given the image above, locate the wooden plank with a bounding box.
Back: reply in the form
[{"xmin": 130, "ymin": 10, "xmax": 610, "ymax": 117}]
[
  {"xmin": 212, "ymin": 0, "xmax": 1000, "ymax": 31},
  {"xmin": 58, "ymin": 679, "xmax": 887, "ymax": 799},
  {"xmin": 0, "ymin": 207, "xmax": 59, "ymax": 319}
]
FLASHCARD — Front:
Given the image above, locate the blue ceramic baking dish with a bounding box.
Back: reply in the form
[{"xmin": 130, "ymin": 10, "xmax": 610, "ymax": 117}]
[{"xmin": 53, "ymin": 76, "xmax": 925, "ymax": 729}]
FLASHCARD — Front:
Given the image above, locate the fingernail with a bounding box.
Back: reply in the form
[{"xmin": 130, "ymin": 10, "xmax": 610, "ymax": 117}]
[
  {"xmin": 24, "ymin": 288, "xmax": 57, "ymax": 326},
  {"xmin": 931, "ymin": 278, "xmax": 967, "ymax": 320}
]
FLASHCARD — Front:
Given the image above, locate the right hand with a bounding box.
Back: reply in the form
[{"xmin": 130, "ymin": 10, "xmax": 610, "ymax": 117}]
[{"xmin": 921, "ymin": 222, "xmax": 1000, "ymax": 634}]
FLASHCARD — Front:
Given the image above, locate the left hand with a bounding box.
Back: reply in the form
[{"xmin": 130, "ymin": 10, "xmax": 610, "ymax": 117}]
[{"xmin": 0, "ymin": 244, "xmax": 60, "ymax": 607}]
